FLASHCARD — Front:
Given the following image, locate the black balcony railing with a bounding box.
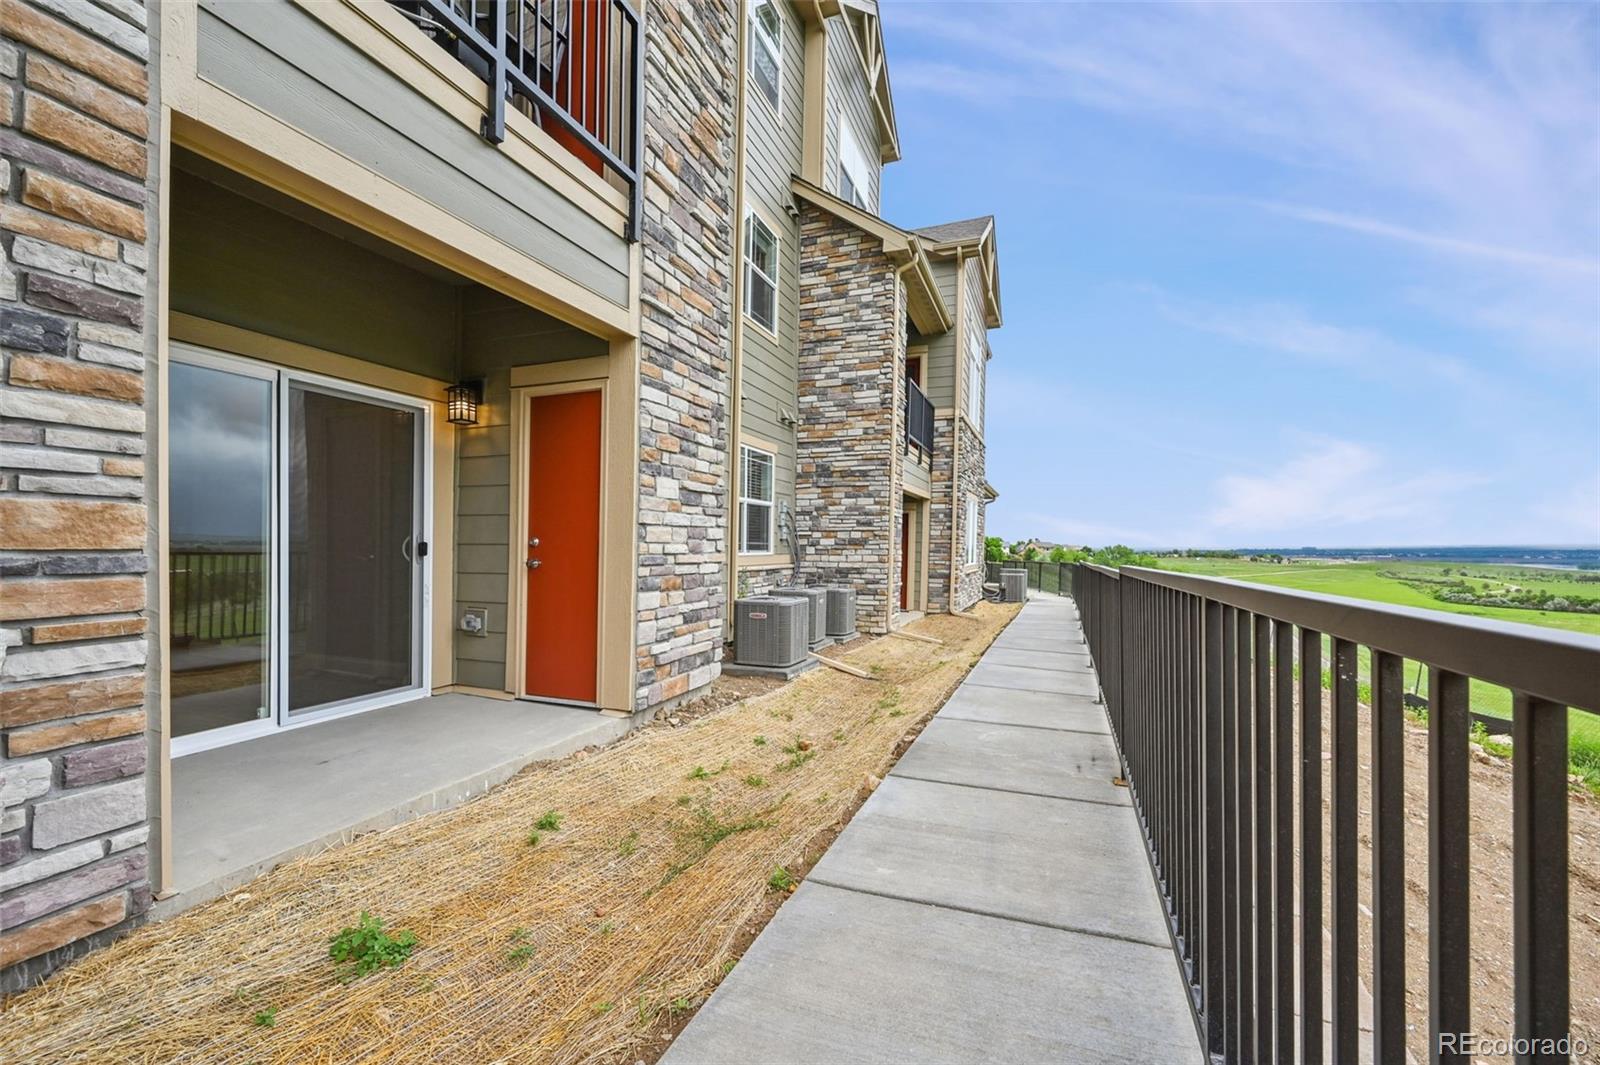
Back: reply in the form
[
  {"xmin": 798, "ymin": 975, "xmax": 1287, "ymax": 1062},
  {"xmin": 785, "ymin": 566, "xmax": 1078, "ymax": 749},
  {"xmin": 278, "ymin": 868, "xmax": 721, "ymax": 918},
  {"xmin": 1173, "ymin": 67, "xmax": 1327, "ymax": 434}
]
[
  {"xmin": 1068, "ymin": 562, "xmax": 1598, "ymax": 1064},
  {"xmin": 905, "ymin": 376, "xmax": 933, "ymax": 453},
  {"xmin": 984, "ymin": 559, "xmax": 1070, "ymax": 594},
  {"xmin": 391, "ymin": 0, "xmax": 643, "ymax": 239}
]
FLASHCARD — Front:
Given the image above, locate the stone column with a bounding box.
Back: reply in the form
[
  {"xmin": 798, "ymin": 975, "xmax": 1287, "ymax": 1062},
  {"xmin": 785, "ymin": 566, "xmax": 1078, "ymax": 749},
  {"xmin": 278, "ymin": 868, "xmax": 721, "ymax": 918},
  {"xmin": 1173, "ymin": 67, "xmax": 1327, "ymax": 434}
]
[
  {"xmin": 632, "ymin": 0, "xmax": 737, "ymax": 711},
  {"xmin": 1, "ymin": 0, "xmax": 154, "ymax": 988}
]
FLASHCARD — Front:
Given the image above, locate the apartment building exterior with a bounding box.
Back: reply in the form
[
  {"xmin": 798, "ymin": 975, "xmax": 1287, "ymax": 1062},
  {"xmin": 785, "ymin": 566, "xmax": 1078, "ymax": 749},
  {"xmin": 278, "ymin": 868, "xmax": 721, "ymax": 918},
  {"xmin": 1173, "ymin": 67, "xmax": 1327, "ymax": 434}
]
[
  {"xmin": 0, "ymin": 0, "xmax": 998, "ymax": 986},
  {"xmin": 731, "ymin": 0, "xmax": 1000, "ymax": 634}
]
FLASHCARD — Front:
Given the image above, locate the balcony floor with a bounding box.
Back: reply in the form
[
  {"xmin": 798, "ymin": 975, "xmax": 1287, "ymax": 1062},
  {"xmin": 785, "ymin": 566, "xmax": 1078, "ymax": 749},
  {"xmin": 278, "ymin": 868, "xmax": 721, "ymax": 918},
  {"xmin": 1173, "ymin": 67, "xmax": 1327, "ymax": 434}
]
[
  {"xmin": 664, "ymin": 597, "xmax": 1204, "ymax": 1064},
  {"xmin": 160, "ymin": 693, "xmax": 636, "ymax": 915}
]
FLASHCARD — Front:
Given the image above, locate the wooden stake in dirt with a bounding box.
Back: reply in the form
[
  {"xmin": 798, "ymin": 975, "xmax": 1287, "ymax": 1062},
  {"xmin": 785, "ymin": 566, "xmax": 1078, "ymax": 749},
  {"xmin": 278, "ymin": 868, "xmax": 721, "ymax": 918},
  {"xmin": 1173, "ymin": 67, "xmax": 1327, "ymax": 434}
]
[
  {"xmin": 809, "ymin": 652, "xmax": 873, "ymax": 679},
  {"xmin": 888, "ymin": 630, "xmax": 942, "ymax": 646}
]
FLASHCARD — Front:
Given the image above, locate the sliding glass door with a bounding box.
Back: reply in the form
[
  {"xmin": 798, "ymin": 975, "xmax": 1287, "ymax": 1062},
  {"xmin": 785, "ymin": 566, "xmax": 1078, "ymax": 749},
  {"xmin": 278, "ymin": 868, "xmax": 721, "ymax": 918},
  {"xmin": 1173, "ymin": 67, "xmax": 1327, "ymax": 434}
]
[
  {"xmin": 169, "ymin": 346, "xmax": 429, "ymax": 755},
  {"xmin": 169, "ymin": 357, "xmax": 276, "ymax": 745},
  {"xmin": 285, "ymin": 384, "xmax": 419, "ymax": 715}
]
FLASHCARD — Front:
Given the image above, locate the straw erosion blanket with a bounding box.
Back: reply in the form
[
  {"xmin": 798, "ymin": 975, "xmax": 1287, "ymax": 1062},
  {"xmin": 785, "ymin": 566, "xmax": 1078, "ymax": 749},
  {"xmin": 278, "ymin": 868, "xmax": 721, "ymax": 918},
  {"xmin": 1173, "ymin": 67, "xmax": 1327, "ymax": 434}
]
[{"xmin": 5, "ymin": 602, "xmax": 1022, "ymax": 1065}]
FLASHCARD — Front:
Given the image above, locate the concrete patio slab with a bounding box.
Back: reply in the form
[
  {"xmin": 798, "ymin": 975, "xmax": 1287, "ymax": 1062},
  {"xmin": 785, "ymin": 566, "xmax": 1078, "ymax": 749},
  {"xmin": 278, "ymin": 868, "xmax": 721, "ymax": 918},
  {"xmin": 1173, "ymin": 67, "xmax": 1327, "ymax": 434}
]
[
  {"xmin": 890, "ymin": 715, "xmax": 1128, "ymax": 804},
  {"xmin": 936, "ymin": 683, "xmax": 1108, "ymax": 733},
  {"xmin": 662, "ymin": 882, "xmax": 1202, "ymax": 1065},
  {"xmin": 808, "ymin": 775, "xmax": 1170, "ymax": 945},
  {"xmin": 164, "ymin": 694, "xmax": 634, "ymax": 913},
  {"xmin": 965, "ymin": 659, "xmax": 1099, "ymax": 692}
]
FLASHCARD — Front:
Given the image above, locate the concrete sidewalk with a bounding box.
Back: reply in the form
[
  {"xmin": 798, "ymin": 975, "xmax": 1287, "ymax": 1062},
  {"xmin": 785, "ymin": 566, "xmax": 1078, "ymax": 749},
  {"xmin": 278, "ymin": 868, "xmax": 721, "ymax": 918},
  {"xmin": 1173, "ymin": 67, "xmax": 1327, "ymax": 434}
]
[{"xmin": 663, "ymin": 597, "xmax": 1204, "ymax": 1065}]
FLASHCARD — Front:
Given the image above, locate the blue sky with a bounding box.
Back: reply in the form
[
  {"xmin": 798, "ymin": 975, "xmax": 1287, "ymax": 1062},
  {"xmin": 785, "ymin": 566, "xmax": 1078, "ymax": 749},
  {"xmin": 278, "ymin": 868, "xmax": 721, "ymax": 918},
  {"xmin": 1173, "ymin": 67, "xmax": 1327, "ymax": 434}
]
[{"xmin": 879, "ymin": 1, "xmax": 1600, "ymax": 549}]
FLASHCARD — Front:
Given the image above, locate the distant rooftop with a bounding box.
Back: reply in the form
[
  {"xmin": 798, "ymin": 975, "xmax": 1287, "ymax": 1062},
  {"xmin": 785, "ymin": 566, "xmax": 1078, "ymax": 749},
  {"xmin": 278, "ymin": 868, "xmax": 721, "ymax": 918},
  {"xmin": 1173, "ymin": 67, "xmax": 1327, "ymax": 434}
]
[{"xmin": 913, "ymin": 216, "xmax": 993, "ymax": 245}]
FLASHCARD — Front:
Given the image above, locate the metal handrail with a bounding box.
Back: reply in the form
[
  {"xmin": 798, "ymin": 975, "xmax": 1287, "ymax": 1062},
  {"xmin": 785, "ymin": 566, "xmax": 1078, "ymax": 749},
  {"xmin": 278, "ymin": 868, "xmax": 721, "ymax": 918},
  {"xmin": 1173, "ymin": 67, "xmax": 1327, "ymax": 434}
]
[
  {"xmin": 1068, "ymin": 561, "xmax": 1595, "ymax": 1064},
  {"xmin": 1122, "ymin": 565, "xmax": 1599, "ymax": 710},
  {"xmin": 392, "ymin": 0, "xmax": 644, "ymax": 240}
]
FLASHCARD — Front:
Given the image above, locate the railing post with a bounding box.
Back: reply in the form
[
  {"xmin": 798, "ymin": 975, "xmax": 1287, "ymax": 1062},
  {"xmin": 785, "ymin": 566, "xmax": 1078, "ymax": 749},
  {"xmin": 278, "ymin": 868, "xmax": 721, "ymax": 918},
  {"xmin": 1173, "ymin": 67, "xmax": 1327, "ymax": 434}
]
[
  {"xmin": 481, "ymin": 0, "xmax": 508, "ymax": 143},
  {"xmin": 1512, "ymin": 694, "xmax": 1569, "ymax": 1063}
]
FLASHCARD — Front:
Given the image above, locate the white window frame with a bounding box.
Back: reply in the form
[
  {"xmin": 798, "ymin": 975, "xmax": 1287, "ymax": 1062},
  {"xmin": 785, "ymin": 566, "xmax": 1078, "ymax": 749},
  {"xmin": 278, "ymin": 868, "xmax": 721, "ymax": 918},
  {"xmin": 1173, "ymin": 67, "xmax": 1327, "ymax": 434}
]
[
  {"xmin": 739, "ymin": 444, "xmax": 776, "ymax": 555},
  {"xmin": 838, "ymin": 121, "xmax": 874, "ymax": 212},
  {"xmin": 966, "ymin": 330, "xmax": 986, "ymax": 433},
  {"xmin": 743, "ymin": 206, "xmax": 780, "ymax": 336},
  {"xmin": 748, "ymin": 0, "xmax": 782, "ymax": 117},
  {"xmin": 964, "ymin": 495, "xmax": 981, "ymax": 566}
]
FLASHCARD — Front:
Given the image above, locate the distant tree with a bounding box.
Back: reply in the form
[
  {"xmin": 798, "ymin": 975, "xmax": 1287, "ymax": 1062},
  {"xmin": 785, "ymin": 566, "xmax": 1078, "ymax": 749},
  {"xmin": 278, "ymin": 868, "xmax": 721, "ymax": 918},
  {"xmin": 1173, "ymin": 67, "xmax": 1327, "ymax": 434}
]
[
  {"xmin": 1091, "ymin": 544, "xmax": 1158, "ymax": 568},
  {"xmin": 1009, "ymin": 540, "xmax": 1027, "ymax": 558},
  {"xmin": 984, "ymin": 536, "xmax": 1006, "ymax": 563},
  {"xmin": 1023, "ymin": 546, "xmax": 1041, "ymax": 561},
  {"xmin": 1048, "ymin": 546, "xmax": 1088, "ymax": 564}
]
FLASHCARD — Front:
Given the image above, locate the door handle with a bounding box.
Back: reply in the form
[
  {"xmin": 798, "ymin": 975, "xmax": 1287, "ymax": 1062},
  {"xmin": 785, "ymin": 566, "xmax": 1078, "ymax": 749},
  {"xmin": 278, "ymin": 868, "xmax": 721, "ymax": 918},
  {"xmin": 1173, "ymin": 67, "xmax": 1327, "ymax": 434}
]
[
  {"xmin": 526, "ymin": 558, "xmax": 542, "ymax": 569},
  {"xmin": 529, "ymin": 537, "xmax": 541, "ymax": 548}
]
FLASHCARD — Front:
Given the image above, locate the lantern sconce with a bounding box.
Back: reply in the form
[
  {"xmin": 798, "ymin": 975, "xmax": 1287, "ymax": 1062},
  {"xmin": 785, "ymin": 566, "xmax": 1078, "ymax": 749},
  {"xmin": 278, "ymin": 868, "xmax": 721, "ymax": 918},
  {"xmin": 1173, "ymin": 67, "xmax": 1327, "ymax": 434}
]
[{"xmin": 446, "ymin": 379, "xmax": 483, "ymax": 426}]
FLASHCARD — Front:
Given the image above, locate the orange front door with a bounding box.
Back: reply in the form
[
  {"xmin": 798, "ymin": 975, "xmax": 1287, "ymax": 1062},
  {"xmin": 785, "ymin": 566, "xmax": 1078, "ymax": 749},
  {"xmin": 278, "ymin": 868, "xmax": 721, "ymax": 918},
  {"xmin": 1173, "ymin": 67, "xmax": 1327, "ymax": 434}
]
[{"xmin": 524, "ymin": 390, "xmax": 602, "ymax": 703}]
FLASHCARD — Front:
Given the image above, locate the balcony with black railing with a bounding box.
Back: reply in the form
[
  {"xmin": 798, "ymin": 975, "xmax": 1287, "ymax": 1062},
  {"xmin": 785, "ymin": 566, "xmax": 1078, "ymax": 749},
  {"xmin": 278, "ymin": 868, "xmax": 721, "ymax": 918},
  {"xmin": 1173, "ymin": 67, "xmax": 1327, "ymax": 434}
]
[
  {"xmin": 389, "ymin": 0, "xmax": 643, "ymax": 239},
  {"xmin": 905, "ymin": 375, "xmax": 933, "ymax": 455}
]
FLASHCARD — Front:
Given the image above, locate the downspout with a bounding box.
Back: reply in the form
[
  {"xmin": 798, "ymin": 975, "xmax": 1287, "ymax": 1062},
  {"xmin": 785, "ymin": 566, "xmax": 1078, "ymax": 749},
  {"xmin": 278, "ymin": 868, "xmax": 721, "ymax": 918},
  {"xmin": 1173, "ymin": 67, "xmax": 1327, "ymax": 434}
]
[
  {"xmin": 725, "ymin": 0, "xmax": 750, "ymax": 624},
  {"xmin": 947, "ymin": 248, "xmax": 968, "ymax": 613},
  {"xmin": 891, "ymin": 254, "xmax": 915, "ymax": 630}
]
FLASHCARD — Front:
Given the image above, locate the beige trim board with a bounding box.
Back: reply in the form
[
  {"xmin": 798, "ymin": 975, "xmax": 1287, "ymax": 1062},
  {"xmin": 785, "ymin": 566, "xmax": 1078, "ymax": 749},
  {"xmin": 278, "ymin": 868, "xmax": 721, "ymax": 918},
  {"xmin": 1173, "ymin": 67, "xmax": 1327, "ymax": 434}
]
[
  {"xmin": 738, "ymin": 553, "xmax": 794, "ymax": 570},
  {"xmin": 433, "ymin": 684, "xmax": 517, "ymax": 701},
  {"xmin": 171, "ymin": 313, "xmax": 450, "ymax": 397}
]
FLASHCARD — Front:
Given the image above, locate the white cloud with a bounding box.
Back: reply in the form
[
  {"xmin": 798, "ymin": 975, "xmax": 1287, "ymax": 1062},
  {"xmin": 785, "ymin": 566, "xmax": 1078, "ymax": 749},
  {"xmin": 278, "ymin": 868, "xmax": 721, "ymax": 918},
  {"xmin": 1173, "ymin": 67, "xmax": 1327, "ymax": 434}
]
[
  {"xmin": 1257, "ymin": 203, "xmax": 1600, "ymax": 277},
  {"xmin": 1206, "ymin": 438, "xmax": 1482, "ymax": 534},
  {"xmin": 889, "ymin": 1, "xmax": 1600, "ymax": 361}
]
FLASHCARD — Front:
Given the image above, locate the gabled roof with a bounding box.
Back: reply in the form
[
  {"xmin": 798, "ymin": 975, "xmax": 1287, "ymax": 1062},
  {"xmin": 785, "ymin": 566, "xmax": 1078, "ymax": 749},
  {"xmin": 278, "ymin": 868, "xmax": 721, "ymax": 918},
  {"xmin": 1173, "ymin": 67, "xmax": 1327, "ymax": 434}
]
[
  {"xmin": 913, "ymin": 216, "xmax": 992, "ymax": 246},
  {"xmin": 913, "ymin": 215, "xmax": 1002, "ymax": 329},
  {"xmin": 800, "ymin": 0, "xmax": 900, "ymax": 163},
  {"xmin": 790, "ymin": 176, "xmax": 952, "ymax": 335}
]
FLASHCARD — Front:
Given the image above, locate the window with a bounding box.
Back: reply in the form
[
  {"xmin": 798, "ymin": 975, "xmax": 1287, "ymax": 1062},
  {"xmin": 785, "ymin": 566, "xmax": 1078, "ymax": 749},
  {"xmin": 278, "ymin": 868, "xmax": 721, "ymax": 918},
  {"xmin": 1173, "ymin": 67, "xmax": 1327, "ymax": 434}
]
[
  {"xmin": 966, "ymin": 330, "xmax": 986, "ymax": 432},
  {"xmin": 749, "ymin": 0, "xmax": 781, "ymax": 113},
  {"xmin": 739, "ymin": 445, "xmax": 775, "ymax": 554},
  {"xmin": 743, "ymin": 208, "xmax": 779, "ymax": 333},
  {"xmin": 964, "ymin": 495, "xmax": 981, "ymax": 565},
  {"xmin": 838, "ymin": 121, "xmax": 874, "ymax": 211}
]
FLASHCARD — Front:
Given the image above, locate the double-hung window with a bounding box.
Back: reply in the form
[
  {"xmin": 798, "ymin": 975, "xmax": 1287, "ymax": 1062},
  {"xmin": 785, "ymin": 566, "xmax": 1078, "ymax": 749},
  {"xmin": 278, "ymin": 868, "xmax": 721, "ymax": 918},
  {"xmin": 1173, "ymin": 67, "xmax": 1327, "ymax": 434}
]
[
  {"xmin": 838, "ymin": 122, "xmax": 874, "ymax": 211},
  {"xmin": 749, "ymin": 0, "xmax": 781, "ymax": 114},
  {"xmin": 964, "ymin": 495, "xmax": 981, "ymax": 565},
  {"xmin": 744, "ymin": 208, "xmax": 779, "ymax": 333},
  {"xmin": 740, "ymin": 445, "xmax": 775, "ymax": 554},
  {"xmin": 966, "ymin": 331, "xmax": 986, "ymax": 433}
]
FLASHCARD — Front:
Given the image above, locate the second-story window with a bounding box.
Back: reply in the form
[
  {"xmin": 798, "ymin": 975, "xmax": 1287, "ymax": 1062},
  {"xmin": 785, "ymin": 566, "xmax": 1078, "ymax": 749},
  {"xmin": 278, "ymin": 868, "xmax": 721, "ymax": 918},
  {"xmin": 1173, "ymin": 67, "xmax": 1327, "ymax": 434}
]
[
  {"xmin": 838, "ymin": 122, "xmax": 874, "ymax": 211},
  {"xmin": 750, "ymin": 0, "xmax": 782, "ymax": 114},
  {"xmin": 740, "ymin": 445, "xmax": 775, "ymax": 554},
  {"xmin": 744, "ymin": 208, "xmax": 779, "ymax": 334},
  {"xmin": 966, "ymin": 330, "xmax": 986, "ymax": 433}
]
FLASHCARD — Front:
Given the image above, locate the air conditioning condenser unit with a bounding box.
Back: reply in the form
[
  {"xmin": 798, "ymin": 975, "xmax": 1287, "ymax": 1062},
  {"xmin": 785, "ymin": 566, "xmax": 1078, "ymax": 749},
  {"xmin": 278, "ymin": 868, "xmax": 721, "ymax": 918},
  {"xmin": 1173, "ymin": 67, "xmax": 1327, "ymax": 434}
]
[{"xmin": 772, "ymin": 585, "xmax": 828, "ymax": 648}]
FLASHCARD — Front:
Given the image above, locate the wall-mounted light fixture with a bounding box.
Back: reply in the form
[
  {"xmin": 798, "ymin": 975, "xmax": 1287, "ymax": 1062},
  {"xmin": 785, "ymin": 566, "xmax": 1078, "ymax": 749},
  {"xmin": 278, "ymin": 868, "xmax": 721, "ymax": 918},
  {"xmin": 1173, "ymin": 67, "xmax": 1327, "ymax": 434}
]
[{"xmin": 446, "ymin": 380, "xmax": 482, "ymax": 426}]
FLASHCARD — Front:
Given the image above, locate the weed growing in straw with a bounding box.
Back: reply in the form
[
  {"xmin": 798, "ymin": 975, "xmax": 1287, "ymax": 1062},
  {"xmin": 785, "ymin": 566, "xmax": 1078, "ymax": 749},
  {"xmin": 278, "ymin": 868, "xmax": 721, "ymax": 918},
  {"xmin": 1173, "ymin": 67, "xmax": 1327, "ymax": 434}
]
[
  {"xmin": 767, "ymin": 866, "xmax": 796, "ymax": 892},
  {"xmin": 252, "ymin": 1007, "xmax": 277, "ymax": 1028},
  {"xmin": 618, "ymin": 831, "xmax": 639, "ymax": 857},
  {"xmin": 506, "ymin": 945, "xmax": 536, "ymax": 968},
  {"xmin": 534, "ymin": 811, "xmax": 564, "ymax": 831},
  {"xmin": 328, "ymin": 912, "xmax": 418, "ymax": 982},
  {"xmin": 743, "ymin": 774, "xmax": 767, "ymax": 788},
  {"xmin": 752, "ymin": 735, "xmax": 767, "ymax": 746}
]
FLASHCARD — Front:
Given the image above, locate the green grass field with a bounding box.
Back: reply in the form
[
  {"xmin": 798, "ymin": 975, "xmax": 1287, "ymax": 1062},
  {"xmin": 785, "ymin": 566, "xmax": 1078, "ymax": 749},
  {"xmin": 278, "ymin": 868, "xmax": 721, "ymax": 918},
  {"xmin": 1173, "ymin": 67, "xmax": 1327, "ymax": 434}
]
[{"xmin": 1151, "ymin": 557, "xmax": 1600, "ymax": 787}]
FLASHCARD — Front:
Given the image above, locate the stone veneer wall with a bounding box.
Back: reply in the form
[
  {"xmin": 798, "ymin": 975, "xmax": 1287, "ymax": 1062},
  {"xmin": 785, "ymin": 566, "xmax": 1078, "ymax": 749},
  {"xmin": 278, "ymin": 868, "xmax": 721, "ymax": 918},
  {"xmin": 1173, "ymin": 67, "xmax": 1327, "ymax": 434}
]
[
  {"xmin": 925, "ymin": 411, "xmax": 955, "ymax": 614},
  {"xmin": 954, "ymin": 418, "xmax": 987, "ymax": 610},
  {"xmin": 633, "ymin": 0, "xmax": 737, "ymax": 710},
  {"xmin": 0, "ymin": 0, "xmax": 155, "ymax": 988},
  {"xmin": 794, "ymin": 206, "xmax": 902, "ymax": 634}
]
